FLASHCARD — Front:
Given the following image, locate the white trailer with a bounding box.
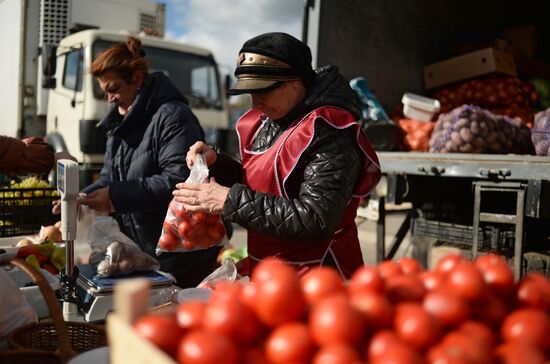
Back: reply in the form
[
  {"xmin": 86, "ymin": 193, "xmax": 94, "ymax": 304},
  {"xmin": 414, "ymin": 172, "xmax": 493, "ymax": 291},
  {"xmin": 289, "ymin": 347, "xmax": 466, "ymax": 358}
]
[
  {"xmin": 1, "ymin": 0, "xmax": 230, "ymax": 185},
  {"xmin": 0, "ymin": 0, "xmax": 165, "ymax": 138}
]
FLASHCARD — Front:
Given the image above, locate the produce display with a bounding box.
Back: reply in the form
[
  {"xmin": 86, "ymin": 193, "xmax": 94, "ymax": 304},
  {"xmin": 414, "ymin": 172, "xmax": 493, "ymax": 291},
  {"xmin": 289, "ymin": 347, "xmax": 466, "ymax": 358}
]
[
  {"xmin": 16, "ymin": 226, "xmax": 65, "ymax": 274},
  {"xmin": 432, "ymin": 76, "xmax": 539, "ymax": 127},
  {"xmin": 531, "ymin": 108, "xmax": 550, "ymax": 156},
  {"xmin": 157, "ymin": 199, "xmax": 226, "ymax": 252},
  {"xmin": 429, "ymin": 105, "xmax": 534, "ymax": 154},
  {"xmin": 0, "ymin": 177, "xmax": 60, "ymax": 237},
  {"xmin": 398, "ymin": 119, "xmax": 435, "ymax": 152},
  {"xmin": 132, "ymin": 255, "xmax": 550, "ymax": 364}
]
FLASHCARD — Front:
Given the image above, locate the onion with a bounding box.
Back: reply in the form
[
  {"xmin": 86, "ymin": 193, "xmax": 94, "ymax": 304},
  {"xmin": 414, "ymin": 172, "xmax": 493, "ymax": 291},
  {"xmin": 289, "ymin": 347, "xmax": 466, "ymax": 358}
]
[{"xmin": 40, "ymin": 225, "xmax": 62, "ymax": 242}]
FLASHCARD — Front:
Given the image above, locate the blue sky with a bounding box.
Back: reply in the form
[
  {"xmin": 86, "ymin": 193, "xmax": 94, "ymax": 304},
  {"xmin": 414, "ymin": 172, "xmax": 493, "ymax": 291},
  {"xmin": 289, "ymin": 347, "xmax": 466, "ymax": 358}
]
[{"xmin": 159, "ymin": 0, "xmax": 303, "ymax": 76}]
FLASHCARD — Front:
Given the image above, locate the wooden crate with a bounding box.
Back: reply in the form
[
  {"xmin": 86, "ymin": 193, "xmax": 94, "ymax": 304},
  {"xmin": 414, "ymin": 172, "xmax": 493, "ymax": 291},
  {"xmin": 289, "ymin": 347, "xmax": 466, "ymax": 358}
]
[{"xmin": 107, "ymin": 279, "xmax": 177, "ymax": 364}]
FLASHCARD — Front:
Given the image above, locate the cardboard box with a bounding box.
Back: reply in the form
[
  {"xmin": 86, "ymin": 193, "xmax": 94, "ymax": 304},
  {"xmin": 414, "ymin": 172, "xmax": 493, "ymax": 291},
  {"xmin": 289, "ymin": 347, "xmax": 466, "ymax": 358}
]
[
  {"xmin": 423, "ymin": 48, "xmax": 517, "ymax": 89},
  {"xmin": 502, "ymin": 25, "xmax": 538, "ymax": 59}
]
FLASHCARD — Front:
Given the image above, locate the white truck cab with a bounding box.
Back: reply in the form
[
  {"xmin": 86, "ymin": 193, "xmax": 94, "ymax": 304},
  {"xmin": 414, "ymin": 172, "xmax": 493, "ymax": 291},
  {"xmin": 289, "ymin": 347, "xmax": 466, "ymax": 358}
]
[{"xmin": 45, "ymin": 29, "xmax": 229, "ymax": 185}]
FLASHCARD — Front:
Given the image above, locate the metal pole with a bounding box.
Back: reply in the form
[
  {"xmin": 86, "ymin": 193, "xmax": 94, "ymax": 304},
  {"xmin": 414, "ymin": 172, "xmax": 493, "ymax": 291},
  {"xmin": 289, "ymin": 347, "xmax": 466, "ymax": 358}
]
[{"xmin": 302, "ymin": 0, "xmax": 314, "ymax": 43}]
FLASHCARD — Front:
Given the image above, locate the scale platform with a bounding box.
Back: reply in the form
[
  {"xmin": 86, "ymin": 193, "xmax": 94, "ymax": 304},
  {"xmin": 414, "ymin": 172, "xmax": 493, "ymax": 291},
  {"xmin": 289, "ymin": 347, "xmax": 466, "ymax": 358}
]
[{"xmin": 76, "ymin": 264, "xmax": 173, "ymax": 323}]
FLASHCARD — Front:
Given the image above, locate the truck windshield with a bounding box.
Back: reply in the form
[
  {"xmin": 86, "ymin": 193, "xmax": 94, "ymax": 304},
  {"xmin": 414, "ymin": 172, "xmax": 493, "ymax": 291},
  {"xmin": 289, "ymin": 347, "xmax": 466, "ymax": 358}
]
[{"xmin": 92, "ymin": 40, "xmax": 222, "ymax": 110}]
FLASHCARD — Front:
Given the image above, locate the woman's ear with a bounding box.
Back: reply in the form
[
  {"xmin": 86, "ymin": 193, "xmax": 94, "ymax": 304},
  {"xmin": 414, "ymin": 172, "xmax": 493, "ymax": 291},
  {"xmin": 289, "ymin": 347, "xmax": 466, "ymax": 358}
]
[{"xmin": 132, "ymin": 71, "xmax": 145, "ymax": 89}]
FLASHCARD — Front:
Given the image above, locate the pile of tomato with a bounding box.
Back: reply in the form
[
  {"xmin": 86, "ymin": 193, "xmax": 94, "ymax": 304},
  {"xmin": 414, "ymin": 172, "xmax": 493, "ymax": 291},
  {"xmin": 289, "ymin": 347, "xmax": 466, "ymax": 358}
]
[
  {"xmin": 133, "ymin": 254, "xmax": 550, "ymax": 364},
  {"xmin": 158, "ymin": 199, "xmax": 226, "ymax": 251}
]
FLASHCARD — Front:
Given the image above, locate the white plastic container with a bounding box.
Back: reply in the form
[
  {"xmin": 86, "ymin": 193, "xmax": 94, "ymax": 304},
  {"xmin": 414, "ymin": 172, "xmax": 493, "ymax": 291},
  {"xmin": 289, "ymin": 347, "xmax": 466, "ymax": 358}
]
[{"xmin": 402, "ymin": 93, "xmax": 441, "ymax": 121}]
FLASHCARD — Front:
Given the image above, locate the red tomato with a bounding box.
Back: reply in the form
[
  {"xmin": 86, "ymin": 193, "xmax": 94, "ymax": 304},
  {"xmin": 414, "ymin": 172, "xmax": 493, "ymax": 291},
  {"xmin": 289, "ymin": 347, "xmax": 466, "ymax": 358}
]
[
  {"xmin": 377, "ymin": 260, "xmax": 402, "ymax": 280},
  {"xmin": 434, "ymin": 254, "xmax": 466, "ymax": 275},
  {"xmin": 202, "ymin": 298, "xmax": 262, "ymax": 345},
  {"xmin": 175, "ymin": 203, "xmax": 189, "ymax": 220},
  {"xmin": 367, "ymin": 330, "xmax": 402, "ymax": 362},
  {"xmin": 384, "ymin": 275, "xmax": 426, "ymax": 303},
  {"xmin": 158, "ymin": 232, "xmax": 180, "ymax": 251},
  {"xmin": 163, "ymin": 219, "xmax": 177, "ymax": 235},
  {"xmin": 312, "ymin": 343, "xmax": 361, "ymax": 364},
  {"xmin": 176, "ymin": 301, "xmax": 206, "ymax": 330},
  {"xmin": 134, "ymin": 313, "xmax": 185, "ymax": 357},
  {"xmin": 474, "ymin": 255, "xmax": 514, "ymax": 296},
  {"xmin": 457, "ymin": 320, "xmax": 496, "ymax": 349},
  {"xmin": 422, "ymin": 288, "xmax": 470, "ymax": 327},
  {"xmin": 192, "ymin": 212, "xmax": 208, "ymax": 225},
  {"xmin": 393, "ymin": 302, "xmax": 440, "ymax": 351},
  {"xmin": 309, "ymin": 293, "xmax": 365, "ymax": 346},
  {"xmin": 495, "ymin": 342, "xmax": 547, "ymax": 364},
  {"xmin": 177, "ymin": 329, "xmax": 239, "ymax": 364},
  {"xmin": 396, "ymin": 257, "xmax": 423, "ymax": 274},
  {"xmin": 349, "ymin": 291, "xmax": 393, "ymax": 331},
  {"xmin": 265, "ymin": 322, "xmax": 315, "ymax": 364},
  {"xmin": 348, "ymin": 265, "xmax": 384, "ymax": 295},
  {"xmin": 178, "ymin": 220, "xmax": 193, "ymax": 239},
  {"xmin": 516, "ymin": 273, "xmax": 550, "ymax": 311},
  {"xmin": 419, "ymin": 270, "xmax": 444, "ymax": 292},
  {"xmin": 436, "ymin": 331, "xmax": 493, "ymax": 364},
  {"xmin": 474, "ymin": 253, "xmax": 509, "ymax": 271},
  {"xmin": 203, "ymin": 213, "xmax": 220, "ymax": 225},
  {"xmin": 445, "ymin": 261, "xmax": 485, "ymax": 301},
  {"xmin": 251, "ymin": 259, "xmax": 306, "ymax": 327},
  {"xmin": 300, "ymin": 266, "xmax": 345, "ymax": 305},
  {"xmin": 209, "ymin": 280, "xmax": 243, "ymax": 302},
  {"xmin": 241, "ymin": 347, "xmax": 269, "ymax": 364},
  {"xmin": 472, "ymin": 291, "xmax": 509, "ymax": 328},
  {"xmin": 371, "ymin": 342, "xmax": 423, "ymax": 364},
  {"xmin": 207, "ymin": 223, "xmax": 225, "ymax": 243},
  {"xmin": 501, "ymin": 308, "xmax": 550, "ymax": 351},
  {"xmin": 182, "ymin": 239, "xmax": 196, "ymax": 250}
]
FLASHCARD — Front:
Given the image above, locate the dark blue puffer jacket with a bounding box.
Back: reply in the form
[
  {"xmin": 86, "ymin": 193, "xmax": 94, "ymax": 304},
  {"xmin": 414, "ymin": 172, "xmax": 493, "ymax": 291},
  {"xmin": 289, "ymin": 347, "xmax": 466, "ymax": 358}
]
[{"xmin": 82, "ymin": 72, "xmax": 204, "ymax": 255}]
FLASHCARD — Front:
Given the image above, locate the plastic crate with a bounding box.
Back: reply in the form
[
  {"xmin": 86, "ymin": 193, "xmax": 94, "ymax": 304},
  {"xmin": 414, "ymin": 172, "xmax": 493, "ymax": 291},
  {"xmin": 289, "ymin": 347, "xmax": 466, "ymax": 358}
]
[
  {"xmin": 412, "ymin": 217, "xmax": 515, "ymax": 250},
  {"xmin": 0, "ymin": 188, "xmax": 60, "ymax": 237}
]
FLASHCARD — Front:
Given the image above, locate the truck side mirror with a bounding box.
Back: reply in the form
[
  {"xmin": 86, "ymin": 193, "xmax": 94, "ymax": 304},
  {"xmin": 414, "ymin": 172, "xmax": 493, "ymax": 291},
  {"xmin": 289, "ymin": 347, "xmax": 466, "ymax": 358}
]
[
  {"xmin": 224, "ymin": 74, "xmax": 232, "ymax": 98},
  {"xmin": 42, "ymin": 45, "xmax": 57, "ymax": 76}
]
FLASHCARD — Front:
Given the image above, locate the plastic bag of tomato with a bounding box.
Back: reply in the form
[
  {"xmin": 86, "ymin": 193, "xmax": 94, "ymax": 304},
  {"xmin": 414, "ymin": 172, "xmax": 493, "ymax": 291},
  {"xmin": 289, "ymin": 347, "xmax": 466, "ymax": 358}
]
[
  {"xmin": 131, "ymin": 254, "xmax": 550, "ymax": 364},
  {"xmin": 155, "ymin": 155, "xmax": 226, "ymax": 253}
]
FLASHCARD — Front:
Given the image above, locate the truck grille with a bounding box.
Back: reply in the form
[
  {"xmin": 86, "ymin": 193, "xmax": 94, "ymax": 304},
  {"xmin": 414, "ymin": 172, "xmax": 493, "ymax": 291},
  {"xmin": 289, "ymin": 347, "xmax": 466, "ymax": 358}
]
[{"xmin": 40, "ymin": 0, "xmax": 70, "ymax": 46}]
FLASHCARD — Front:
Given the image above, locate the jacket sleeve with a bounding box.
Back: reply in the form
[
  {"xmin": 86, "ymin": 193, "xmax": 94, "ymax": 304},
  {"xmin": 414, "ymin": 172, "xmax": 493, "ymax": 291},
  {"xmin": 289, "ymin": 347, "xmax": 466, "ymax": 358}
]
[
  {"xmin": 108, "ymin": 105, "xmax": 203, "ymax": 213},
  {"xmin": 222, "ymin": 123, "xmax": 364, "ymax": 241},
  {"xmin": 0, "ymin": 136, "xmax": 54, "ymax": 176},
  {"xmin": 209, "ymin": 153, "xmax": 243, "ymax": 187},
  {"xmin": 81, "ymin": 137, "xmax": 113, "ymax": 194}
]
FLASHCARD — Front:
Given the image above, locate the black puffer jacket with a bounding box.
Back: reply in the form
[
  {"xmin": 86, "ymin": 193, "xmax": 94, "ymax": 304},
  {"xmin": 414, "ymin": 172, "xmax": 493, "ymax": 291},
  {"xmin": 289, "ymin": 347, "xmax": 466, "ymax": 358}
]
[
  {"xmin": 212, "ymin": 65, "xmax": 365, "ymax": 240},
  {"xmin": 82, "ymin": 72, "xmax": 204, "ymax": 255}
]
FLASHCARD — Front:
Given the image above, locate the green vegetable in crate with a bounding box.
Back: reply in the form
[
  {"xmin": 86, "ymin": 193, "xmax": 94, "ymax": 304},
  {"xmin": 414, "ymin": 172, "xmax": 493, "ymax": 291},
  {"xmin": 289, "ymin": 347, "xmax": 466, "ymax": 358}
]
[
  {"xmin": 25, "ymin": 254, "xmax": 40, "ymax": 270},
  {"xmin": 51, "ymin": 246, "xmax": 66, "ymax": 271}
]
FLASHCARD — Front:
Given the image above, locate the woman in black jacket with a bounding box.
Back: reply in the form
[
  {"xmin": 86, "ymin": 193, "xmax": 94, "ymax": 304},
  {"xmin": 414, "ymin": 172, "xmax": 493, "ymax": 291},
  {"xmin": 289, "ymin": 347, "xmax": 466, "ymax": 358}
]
[
  {"xmin": 74, "ymin": 36, "xmax": 220, "ymax": 287},
  {"xmin": 174, "ymin": 32, "xmax": 381, "ymax": 279}
]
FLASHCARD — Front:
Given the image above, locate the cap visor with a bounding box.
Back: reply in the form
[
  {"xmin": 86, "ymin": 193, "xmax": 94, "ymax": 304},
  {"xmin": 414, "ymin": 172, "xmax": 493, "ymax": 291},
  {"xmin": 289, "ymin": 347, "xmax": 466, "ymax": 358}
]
[{"xmin": 226, "ymin": 79, "xmax": 280, "ymax": 95}]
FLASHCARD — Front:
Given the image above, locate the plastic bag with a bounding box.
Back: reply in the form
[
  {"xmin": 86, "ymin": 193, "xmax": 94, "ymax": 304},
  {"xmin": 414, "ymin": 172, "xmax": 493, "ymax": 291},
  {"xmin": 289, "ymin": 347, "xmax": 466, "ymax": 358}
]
[
  {"xmin": 429, "ymin": 105, "xmax": 534, "ymax": 154},
  {"xmin": 197, "ymin": 258, "xmax": 237, "ymax": 289},
  {"xmin": 531, "ymin": 108, "xmax": 550, "ymax": 156},
  {"xmin": 349, "ymin": 77, "xmax": 391, "ymax": 123},
  {"xmin": 74, "ymin": 205, "xmax": 94, "ymax": 264},
  {"xmin": 0, "ymin": 268, "xmax": 37, "ymax": 349},
  {"xmin": 88, "ymin": 216, "xmax": 160, "ymax": 277},
  {"xmin": 156, "ymin": 154, "xmax": 227, "ymax": 254}
]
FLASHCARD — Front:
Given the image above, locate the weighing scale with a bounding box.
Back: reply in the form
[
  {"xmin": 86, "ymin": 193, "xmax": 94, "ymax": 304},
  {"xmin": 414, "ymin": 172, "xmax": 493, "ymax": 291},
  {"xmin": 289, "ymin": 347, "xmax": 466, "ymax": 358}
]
[
  {"xmin": 56, "ymin": 159, "xmax": 174, "ymax": 323},
  {"xmin": 76, "ymin": 264, "xmax": 173, "ymax": 323}
]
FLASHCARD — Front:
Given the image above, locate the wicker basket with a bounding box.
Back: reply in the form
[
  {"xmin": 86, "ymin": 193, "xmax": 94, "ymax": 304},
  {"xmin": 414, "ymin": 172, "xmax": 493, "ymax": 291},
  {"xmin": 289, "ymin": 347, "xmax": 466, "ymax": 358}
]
[{"xmin": 0, "ymin": 258, "xmax": 107, "ymax": 363}]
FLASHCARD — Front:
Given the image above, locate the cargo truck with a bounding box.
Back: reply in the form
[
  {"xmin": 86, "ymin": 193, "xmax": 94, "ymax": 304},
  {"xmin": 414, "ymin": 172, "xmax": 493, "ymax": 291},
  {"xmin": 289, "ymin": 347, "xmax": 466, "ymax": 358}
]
[
  {"xmin": 304, "ymin": 0, "xmax": 550, "ymax": 276},
  {"xmin": 0, "ymin": 0, "xmax": 230, "ymax": 185}
]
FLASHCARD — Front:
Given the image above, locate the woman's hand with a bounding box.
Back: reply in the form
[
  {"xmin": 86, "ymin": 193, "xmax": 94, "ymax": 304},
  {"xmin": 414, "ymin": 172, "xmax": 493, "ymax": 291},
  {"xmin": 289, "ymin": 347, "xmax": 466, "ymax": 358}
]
[
  {"xmin": 172, "ymin": 177, "xmax": 229, "ymax": 214},
  {"xmin": 186, "ymin": 141, "xmax": 217, "ymax": 169},
  {"xmin": 80, "ymin": 187, "xmax": 115, "ymax": 214}
]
